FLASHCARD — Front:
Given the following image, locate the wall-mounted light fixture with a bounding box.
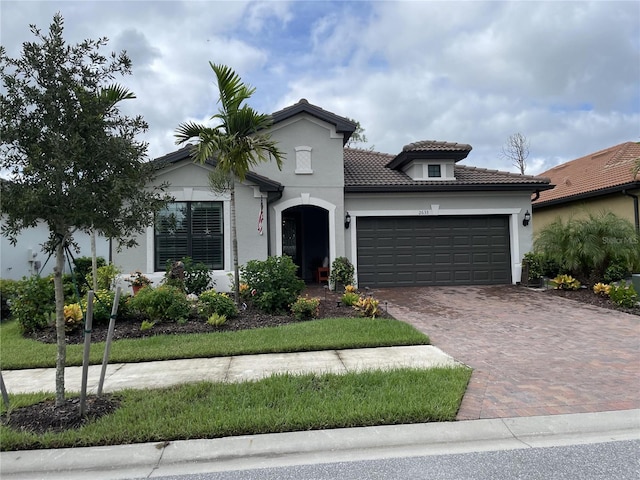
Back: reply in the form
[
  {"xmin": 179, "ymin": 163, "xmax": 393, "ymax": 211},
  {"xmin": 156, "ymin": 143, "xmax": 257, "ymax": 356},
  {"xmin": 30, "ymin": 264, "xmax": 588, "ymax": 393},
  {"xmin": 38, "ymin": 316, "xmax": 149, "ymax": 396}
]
[
  {"xmin": 345, "ymin": 212, "xmax": 351, "ymax": 229},
  {"xmin": 522, "ymin": 210, "xmax": 531, "ymax": 227}
]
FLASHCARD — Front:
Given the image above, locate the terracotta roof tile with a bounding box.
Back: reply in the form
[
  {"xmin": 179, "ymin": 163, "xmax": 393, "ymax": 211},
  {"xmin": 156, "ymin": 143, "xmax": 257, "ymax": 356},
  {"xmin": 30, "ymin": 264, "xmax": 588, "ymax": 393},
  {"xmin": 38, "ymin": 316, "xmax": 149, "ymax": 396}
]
[
  {"xmin": 344, "ymin": 147, "xmax": 551, "ymax": 191},
  {"xmin": 533, "ymin": 142, "xmax": 640, "ymax": 205}
]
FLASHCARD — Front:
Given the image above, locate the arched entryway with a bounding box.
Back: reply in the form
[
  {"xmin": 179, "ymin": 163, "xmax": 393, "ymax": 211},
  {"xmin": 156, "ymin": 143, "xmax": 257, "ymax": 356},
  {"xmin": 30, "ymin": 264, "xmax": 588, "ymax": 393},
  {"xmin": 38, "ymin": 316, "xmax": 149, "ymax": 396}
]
[{"xmin": 282, "ymin": 205, "xmax": 329, "ymax": 282}]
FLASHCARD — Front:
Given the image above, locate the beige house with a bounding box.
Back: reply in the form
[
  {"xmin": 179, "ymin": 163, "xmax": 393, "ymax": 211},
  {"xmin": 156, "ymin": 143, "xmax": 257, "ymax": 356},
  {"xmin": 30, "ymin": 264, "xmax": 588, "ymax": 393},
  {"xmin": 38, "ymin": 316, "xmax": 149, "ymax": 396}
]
[{"xmin": 532, "ymin": 142, "xmax": 640, "ymax": 233}]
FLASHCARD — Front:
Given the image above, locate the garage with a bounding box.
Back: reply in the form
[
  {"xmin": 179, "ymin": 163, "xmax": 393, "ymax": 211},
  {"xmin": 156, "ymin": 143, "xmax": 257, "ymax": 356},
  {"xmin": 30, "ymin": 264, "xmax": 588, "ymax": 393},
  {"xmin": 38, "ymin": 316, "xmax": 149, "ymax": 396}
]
[{"xmin": 356, "ymin": 215, "xmax": 511, "ymax": 287}]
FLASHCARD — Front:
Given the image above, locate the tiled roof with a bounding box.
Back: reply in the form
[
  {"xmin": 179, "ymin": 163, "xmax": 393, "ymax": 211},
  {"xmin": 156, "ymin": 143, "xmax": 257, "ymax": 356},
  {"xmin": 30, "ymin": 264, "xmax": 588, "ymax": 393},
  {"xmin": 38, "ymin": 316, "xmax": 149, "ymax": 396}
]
[
  {"xmin": 533, "ymin": 142, "xmax": 640, "ymax": 206},
  {"xmin": 151, "ymin": 145, "xmax": 283, "ymax": 193},
  {"xmin": 344, "ymin": 148, "xmax": 552, "ymax": 192},
  {"xmin": 271, "ymin": 99, "xmax": 356, "ymax": 145},
  {"xmin": 402, "ymin": 140, "xmax": 473, "ymax": 153}
]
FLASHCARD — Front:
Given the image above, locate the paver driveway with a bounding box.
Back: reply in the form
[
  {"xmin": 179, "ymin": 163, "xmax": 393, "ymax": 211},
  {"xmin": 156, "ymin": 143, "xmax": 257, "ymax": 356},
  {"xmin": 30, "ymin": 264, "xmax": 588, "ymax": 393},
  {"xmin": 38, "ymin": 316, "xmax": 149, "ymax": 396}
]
[{"xmin": 376, "ymin": 285, "xmax": 640, "ymax": 420}]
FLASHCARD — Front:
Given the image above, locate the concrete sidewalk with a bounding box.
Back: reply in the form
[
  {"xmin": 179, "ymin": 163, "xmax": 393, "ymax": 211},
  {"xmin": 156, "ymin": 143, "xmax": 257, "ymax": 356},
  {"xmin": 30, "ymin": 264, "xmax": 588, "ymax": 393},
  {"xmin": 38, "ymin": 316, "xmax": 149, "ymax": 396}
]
[
  {"xmin": 1, "ymin": 409, "xmax": 638, "ymax": 480},
  {"xmin": 2, "ymin": 345, "xmax": 459, "ymax": 395}
]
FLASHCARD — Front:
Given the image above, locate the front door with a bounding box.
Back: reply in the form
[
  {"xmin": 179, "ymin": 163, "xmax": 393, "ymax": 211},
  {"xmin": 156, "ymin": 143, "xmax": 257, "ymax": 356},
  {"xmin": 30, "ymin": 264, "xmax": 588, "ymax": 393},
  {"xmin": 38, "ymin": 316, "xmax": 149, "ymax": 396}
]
[{"xmin": 282, "ymin": 206, "xmax": 329, "ymax": 282}]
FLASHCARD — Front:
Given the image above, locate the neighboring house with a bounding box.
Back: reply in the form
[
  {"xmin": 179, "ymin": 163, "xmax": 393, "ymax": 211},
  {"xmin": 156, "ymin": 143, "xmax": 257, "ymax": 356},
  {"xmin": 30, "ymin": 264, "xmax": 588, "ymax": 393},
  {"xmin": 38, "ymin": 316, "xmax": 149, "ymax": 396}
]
[
  {"xmin": 113, "ymin": 99, "xmax": 552, "ymax": 289},
  {"xmin": 532, "ymin": 142, "xmax": 640, "ymax": 233},
  {"xmin": 0, "ymin": 221, "xmax": 110, "ymax": 280}
]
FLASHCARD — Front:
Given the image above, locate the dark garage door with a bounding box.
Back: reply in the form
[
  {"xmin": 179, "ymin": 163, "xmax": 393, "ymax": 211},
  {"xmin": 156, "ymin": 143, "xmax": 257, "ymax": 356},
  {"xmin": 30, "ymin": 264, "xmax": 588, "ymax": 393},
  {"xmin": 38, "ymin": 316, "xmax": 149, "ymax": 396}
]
[{"xmin": 356, "ymin": 216, "xmax": 511, "ymax": 287}]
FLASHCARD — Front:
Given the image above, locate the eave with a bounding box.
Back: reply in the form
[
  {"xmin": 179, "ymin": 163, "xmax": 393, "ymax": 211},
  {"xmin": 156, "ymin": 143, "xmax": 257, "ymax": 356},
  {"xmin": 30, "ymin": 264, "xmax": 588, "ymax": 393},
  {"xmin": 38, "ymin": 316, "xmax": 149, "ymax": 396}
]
[{"xmin": 532, "ymin": 181, "xmax": 640, "ymax": 209}]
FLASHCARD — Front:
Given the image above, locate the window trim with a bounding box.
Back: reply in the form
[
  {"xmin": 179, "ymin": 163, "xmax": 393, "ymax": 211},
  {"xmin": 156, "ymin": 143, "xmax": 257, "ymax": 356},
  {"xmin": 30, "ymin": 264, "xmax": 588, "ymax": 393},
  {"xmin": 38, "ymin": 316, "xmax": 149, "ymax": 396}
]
[{"xmin": 427, "ymin": 164, "xmax": 442, "ymax": 178}]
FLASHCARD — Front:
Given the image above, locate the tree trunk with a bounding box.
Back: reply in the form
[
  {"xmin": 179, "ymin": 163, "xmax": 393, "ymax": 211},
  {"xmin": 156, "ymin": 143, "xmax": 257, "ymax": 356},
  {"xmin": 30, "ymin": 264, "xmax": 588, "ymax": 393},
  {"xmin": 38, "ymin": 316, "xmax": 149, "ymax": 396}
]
[
  {"xmin": 230, "ymin": 176, "xmax": 240, "ymax": 305},
  {"xmin": 53, "ymin": 239, "xmax": 67, "ymax": 406}
]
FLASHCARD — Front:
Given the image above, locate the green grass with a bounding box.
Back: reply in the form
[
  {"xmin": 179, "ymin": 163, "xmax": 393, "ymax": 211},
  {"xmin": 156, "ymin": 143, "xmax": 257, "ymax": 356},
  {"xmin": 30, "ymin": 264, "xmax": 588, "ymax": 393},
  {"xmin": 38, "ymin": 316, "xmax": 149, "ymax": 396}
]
[
  {"xmin": 0, "ymin": 317, "xmax": 430, "ymax": 370},
  {"xmin": 0, "ymin": 367, "xmax": 471, "ymax": 451}
]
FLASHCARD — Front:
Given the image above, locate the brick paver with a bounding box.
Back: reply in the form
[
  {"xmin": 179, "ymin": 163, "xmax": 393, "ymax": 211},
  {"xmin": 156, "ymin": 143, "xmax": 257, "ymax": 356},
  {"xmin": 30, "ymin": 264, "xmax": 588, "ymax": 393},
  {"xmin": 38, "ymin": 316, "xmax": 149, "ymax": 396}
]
[{"xmin": 374, "ymin": 285, "xmax": 640, "ymax": 420}]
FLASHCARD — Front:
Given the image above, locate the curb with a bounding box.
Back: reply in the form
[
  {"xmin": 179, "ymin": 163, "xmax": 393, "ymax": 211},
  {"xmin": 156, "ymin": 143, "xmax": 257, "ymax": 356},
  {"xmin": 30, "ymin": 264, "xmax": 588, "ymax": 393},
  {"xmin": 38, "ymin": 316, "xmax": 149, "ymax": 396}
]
[{"xmin": 1, "ymin": 410, "xmax": 638, "ymax": 480}]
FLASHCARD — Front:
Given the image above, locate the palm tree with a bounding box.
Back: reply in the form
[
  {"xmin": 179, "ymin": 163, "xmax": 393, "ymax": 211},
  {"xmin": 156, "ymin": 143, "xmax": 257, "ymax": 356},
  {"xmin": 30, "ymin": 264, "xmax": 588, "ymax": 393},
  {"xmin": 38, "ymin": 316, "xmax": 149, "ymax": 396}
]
[{"xmin": 175, "ymin": 64, "xmax": 284, "ymax": 303}]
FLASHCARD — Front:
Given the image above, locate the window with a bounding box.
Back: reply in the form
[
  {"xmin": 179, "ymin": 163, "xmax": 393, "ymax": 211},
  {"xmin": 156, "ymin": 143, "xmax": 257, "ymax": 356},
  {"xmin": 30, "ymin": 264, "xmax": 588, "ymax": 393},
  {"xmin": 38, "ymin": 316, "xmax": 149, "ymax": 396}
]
[
  {"xmin": 155, "ymin": 201, "xmax": 223, "ymax": 270},
  {"xmin": 427, "ymin": 164, "xmax": 441, "ymax": 178}
]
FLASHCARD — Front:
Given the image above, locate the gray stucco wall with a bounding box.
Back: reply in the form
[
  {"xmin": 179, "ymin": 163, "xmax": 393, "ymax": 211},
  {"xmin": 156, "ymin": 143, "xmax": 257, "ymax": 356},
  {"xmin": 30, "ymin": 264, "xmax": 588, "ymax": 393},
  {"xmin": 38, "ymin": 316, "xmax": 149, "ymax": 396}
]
[{"xmin": 257, "ymin": 114, "xmax": 348, "ymax": 263}]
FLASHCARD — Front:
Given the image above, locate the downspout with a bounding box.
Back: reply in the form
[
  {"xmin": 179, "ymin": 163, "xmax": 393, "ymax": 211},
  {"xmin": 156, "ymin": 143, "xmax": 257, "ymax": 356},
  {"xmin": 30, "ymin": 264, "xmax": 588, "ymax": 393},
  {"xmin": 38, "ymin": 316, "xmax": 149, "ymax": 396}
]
[
  {"xmin": 622, "ymin": 189, "xmax": 639, "ymax": 233},
  {"xmin": 531, "ymin": 190, "xmax": 541, "ymax": 202}
]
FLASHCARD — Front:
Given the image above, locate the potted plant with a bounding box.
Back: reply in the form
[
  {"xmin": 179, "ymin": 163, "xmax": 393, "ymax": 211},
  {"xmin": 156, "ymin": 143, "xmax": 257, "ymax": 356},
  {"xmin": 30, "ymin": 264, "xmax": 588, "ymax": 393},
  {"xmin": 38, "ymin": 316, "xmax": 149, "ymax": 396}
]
[
  {"xmin": 329, "ymin": 257, "xmax": 354, "ymax": 292},
  {"xmin": 127, "ymin": 270, "xmax": 152, "ymax": 295},
  {"xmin": 522, "ymin": 252, "xmax": 543, "ymax": 288}
]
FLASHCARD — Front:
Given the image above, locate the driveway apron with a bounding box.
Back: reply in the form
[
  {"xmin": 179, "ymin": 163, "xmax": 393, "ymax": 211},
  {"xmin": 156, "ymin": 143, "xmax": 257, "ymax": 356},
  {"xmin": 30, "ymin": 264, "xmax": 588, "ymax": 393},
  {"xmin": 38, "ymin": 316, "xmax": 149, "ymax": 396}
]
[{"xmin": 376, "ymin": 285, "xmax": 640, "ymax": 420}]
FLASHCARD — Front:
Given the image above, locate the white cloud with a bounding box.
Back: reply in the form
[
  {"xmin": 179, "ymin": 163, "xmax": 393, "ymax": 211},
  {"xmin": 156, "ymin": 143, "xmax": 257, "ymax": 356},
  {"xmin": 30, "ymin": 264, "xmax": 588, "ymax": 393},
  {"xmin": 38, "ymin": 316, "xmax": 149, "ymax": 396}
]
[{"xmin": 1, "ymin": 0, "xmax": 638, "ymax": 174}]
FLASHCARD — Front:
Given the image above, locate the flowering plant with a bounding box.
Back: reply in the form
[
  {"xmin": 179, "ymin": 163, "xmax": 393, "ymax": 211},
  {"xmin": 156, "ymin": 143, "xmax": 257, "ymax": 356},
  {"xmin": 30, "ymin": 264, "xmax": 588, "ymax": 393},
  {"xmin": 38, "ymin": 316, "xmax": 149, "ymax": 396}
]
[{"xmin": 127, "ymin": 271, "xmax": 152, "ymax": 288}]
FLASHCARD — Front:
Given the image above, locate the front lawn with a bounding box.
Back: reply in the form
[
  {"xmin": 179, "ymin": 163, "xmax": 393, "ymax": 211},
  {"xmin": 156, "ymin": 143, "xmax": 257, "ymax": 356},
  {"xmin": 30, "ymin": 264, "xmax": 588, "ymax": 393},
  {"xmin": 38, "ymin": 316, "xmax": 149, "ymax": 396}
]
[
  {"xmin": 0, "ymin": 315, "xmax": 472, "ymax": 452},
  {"xmin": 0, "ymin": 317, "xmax": 430, "ymax": 370},
  {"xmin": 0, "ymin": 367, "xmax": 471, "ymax": 451}
]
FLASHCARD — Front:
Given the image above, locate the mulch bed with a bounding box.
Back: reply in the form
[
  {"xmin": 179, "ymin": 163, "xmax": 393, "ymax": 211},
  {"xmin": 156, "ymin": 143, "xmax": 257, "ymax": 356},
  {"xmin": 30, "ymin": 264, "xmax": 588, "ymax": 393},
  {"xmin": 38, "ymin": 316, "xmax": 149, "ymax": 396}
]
[
  {"xmin": 28, "ymin": 296, "xmax": 368, "ymax": 345},
  {"xmin": 543, "ymin": 287, "xmax": 640, "ymax": 316}
]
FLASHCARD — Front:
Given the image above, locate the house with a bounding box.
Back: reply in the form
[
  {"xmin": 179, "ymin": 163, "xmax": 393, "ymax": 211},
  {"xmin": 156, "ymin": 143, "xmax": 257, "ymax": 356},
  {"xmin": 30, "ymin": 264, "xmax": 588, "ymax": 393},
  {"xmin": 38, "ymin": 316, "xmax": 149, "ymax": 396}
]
[
  {"xmin": 0, "ymin": 222, "xmax": 110, "ymax": 280},
  {"xmin": 532, "ymin": 142, "xmax": 640, "ymax": 233},
  {"xmin": 112, "ymin": 99, "xmax": 552, "ymax": 289}
]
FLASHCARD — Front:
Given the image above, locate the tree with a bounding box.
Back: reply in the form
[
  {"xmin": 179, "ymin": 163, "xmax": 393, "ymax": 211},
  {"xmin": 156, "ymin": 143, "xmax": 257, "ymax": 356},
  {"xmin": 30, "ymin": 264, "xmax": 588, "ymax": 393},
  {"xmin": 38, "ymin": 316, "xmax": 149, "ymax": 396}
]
[
  {"xmin": 0, "ymin": 14, "xmax": 170, "ymax": 406},
  {"xmin": 501, "ymin": 132, "xmax": 530, "ymax": 175},
  {"xmin": 534, "ymin": 210, "xmax": 640, "ymax": 283},
  {"xmin": 345, "ymin": 117, "xmax": 374, "ymax": 150},
  {"xmin": 175, "ymin": 64, "xmax": 284, "ymax": 304}
]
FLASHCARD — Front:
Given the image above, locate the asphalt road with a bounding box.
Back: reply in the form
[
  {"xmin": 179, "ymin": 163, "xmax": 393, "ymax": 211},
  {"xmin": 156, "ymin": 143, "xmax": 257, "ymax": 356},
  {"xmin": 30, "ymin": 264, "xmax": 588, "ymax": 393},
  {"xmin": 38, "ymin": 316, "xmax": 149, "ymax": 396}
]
[{"xmin": 143, "ymin": 440, "xmax": 639, "ymax": 480}]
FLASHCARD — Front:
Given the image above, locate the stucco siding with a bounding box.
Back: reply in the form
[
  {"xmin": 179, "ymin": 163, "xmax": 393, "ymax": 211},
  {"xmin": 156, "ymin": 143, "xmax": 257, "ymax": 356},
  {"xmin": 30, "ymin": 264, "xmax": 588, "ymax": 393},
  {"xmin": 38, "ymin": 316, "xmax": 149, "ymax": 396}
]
[
  {"xmin": 257, "ymin": 114, "xmax": 345, "ymax": 188},
  {"xmin": 533, "ymin": 189, "xmax": 640, "ymax": 234},
  {"xmin": 1, "ymin": 221, "xmax": 110, "ymax": 280}
]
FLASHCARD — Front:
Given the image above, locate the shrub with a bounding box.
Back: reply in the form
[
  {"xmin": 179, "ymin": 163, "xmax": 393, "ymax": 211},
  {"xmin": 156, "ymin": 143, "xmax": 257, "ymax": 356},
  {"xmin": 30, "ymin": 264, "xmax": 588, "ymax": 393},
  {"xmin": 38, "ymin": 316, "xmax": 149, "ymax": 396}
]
[
  {"xmin": 207, "ymin": 312, "xmax": 227, "ymax": 327},
  {"xmin": 85, "ymin": 263, "xmax": 121, "ymax": 290},
  {"xmin": 164, "ymin": 257, "xmax": 213, "ymax": 295},
  {"xmin": 241, "ymin": 256, "xmax": 305, "ymax": 314},
  {"xmin": 603, "ymin": 261, "xmax": 630, "ymax": 284},
  {"xmin": 0, "ymin": 278, "xmax": 19, "ymax": 320},
  {"xmin": 522, "ymin": 252, "xmax": 544, "ymax": 280},
  {"xmin": 73, "ymin": 256, "xmax": 106, "ymax": 284},
  {"xmin": 608, "ymin": 283, "xmax": 639, "ymax": 309},
  {"xmin": 199, "ymin": 289, "xmax": 238, "ymax": 318},
  {"xmin": 329, "ymin": 257, "xmax": 354, "ymax": 290},
  {"xmin": 64, "ymin": 303, "xmax": 83, "ymax": 332},
  {"xmin": 592, "ymin": 283, "xmax": 611, "ymax": 296},
  {"xmin": 550, "ymin": 274, "xmax": 581, "ymax": 290},
  {"xmin": 344, "ymin": 285, "xmax": 357, "ymax": 294},
  {"xmin": 10, "ymin": 276, "xmax": 55, "ymax": 333},
  {"xmin": 341, "ymin": 292, "xmax": 360, "ymax": 306},
  {"xmin": 290, "ymin": 296, "xmax": 320, "ymax": 321},
  {"xmin": 81, "ymin": 289, "xmax": 130, "ymax": 325},
  {"xmin": 534, "ymin": 211, "xmax": 640, "ymax": 282},
  {"xmin": 354, "ymin": 296, "xmax": 381, "ymax": 318},
  {"xmin": 128, "ymin": 285, "xmax": 191, "ymax": 322}
]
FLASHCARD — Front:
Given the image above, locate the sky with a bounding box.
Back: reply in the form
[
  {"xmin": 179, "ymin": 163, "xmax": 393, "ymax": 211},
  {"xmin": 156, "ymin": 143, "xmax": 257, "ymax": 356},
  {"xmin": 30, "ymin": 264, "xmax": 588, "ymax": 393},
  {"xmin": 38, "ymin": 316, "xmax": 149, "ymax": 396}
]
[{"xmin": 1, "ymin": 0, "xmax": 639, "ymax": 175}]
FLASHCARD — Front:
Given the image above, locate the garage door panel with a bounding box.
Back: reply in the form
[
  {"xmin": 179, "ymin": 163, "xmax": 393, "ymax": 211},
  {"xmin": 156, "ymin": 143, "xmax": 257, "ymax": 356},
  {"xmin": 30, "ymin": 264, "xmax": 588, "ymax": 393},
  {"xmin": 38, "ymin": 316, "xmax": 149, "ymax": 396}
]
[{"xmin": 357, "ymin": 216, "xmax": 511, "ymax": 287}]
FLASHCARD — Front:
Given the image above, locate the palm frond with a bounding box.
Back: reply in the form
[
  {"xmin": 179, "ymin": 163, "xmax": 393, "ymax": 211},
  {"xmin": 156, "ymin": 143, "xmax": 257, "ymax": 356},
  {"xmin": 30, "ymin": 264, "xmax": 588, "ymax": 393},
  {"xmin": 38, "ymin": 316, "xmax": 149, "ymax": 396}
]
[
  {"xmin": 210, "ymin": 63, "xmax": 255, "ymax": 115},
  {"xmin": 99, "ymin": 84, "xmax": 136, "ymax": 106}
]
